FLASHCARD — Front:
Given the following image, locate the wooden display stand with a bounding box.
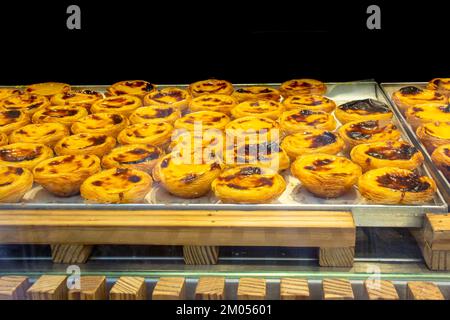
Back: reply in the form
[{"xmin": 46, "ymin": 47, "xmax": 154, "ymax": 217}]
[{"xmin": 0, "ymin": 276, "xmax": 30, "ymax": 300}]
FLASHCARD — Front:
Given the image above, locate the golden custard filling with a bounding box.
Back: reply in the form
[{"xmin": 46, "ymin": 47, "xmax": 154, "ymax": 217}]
[
  {"xmin": 393, "ymin": 86, "xmax": 448, "ymax": 106},
  {"xmin": 0, "ymin": 167, "xmax": 30, "ymax": 188},
  {"xmin": 422, "ymin": 122, "xmax": 450, "ymax": 139},
  {"xmin": 0, "ymin": 166, "xmax": 33, "ymax": 202},
  {"xmin": 232, "ymin": 86, "xmax": 281, "ymax": 102},
  {"xmin": 282, "ymin": 95, "xmax": 336, "ymax": 112},
  {"xmin": 0, "ymin": 88, "xmax": 21, "ymax": 100},
  {"xmin": 189, "ymin": 79, "xmax": 234, "ymax": 97},
  {"xmin": 33, "ymin": 155, "xmax": 100, "ymax": 176},
  {"xmin": 428, "ymin": 78, "xmax": 450, "ymax": 94},
  {"xmin": 280, "ymin": 79, "xmax": 327, "ymax": 96},
  {"xmin": 51, "ymin": 90, "xmax": 103, "ymax": 107},
  {"xmin": 0, "ymin": 143, "xmax": 53, "ymax": 169},
  {"xmin": 91, "ymin": 95, "xmax": 142, "ymax": 115},
  {"xmin": 281, "ymin": 129, "xmax": 345, "ymax": 158},
  {"xmin": 0, "ymin": 93, "xmax": 50, "ymax": 114},
  {"xmin": 108, "ymin": 80, "xmax": 156, "ymax": 96},
  {"xmin": 406, "ymin": 104, "xmax": 450, "ymax": 122},
  {"xmin": 231, "ymin": 100, "xmax": 284, "ymax": 120},
  {"xmin": 25, "ymin": 82, "xmax": 70, "ymax": 96},
  {"xmin": 174, "ymin": 111, "xmax": 230, "ymax": 131},
  {"xmin": 144, "ymin": 87, "xmax": 190, "ymax": 106},
  {"xmin": 190, "ymin": 94, "xmax": 237, "ymax": 115},
  {"xmin": 55, "ymin": 133, "xmax": 115, "ymax": 153},
  {"xmin": 71, "ymin": 113, "xmax": 128, "ymax": 135},
  {"xmin": 118, "ymin": 121, "xmax": 173, "ymax": 146},
  {"xmin": 341, "ymin": 120, "xmax": 399, "ymax": 142},
  {"xmin": 103, "ymin": 144, "xmax": 163, "ymax": 166},
  {"xmin": 32, "ymin": 105, "xmax": 88, "ymax": 126},
  {"xmin": 130, "ymin": 105, "xmax": 181, "ymax": 124},
  {"xmin": 0, "ymin": 110, "xmax": 30, "ymax": 134},
  {"xmin": 280, "ymin": 109, "xmax": 336, "ymax": 132},
  {"xmin": 9, "ymin": 123, "xmax": 68, "ymax": 146}
]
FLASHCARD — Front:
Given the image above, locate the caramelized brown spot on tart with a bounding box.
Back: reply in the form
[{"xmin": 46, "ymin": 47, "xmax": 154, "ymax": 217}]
[
  {"xmin": 154, "ymin": 108, "xmax": 174, "ymax": 118},
  {"xmin": 42, "ymin": 109, "xmax": 78, "ymax": 117},
  {"xmin": 399, "ymin": 86, "xmax": 423, "ymax": 95},
  {"xmin": 128, "ymin": 175, "xmax": 141, "ymax": 183},
  {"xmin": 365, "ymin": 143, "xmax": 418, "ymax": 160},
  {"xmin": 181, "ymin": 173, "xmax": 198, "ymax": 184},
  {"xmin": 4, "ymin": 110, "xmax": 21, "ymax": 119},
  {"xmin": 160, "ymin": 158, "xmax": 170, "ymax": 168},
  {"xmin": 346, "ymin": 120, "xmax": 390, "ymax": 140},
  {"xmin": 0, "ymin": 147, "xmax": 42, "ymax": 162},
  {"xmin": 445, "ymin": 148, "xmax": 450, "ymax": 157},
  {"xmin": 304, "ymin": 158, "xmax": 334, "ymax": 171},
  {"xmin": 86, "ymin": 135, "xmax": 107, "ymax": 147},
  {"xmin": 110, "ymin": 114, "xmax": 123, "ymax": 124},
  {"xmin": 339, "ymin": 99, "xmax": 390, "ymax": 114},
  {"xmin": 92, "ymin": 180, "xmax": 103, "ymax": 186},
  {"xmin": 376, "ymin": 172, "xmax": 430, "ymax": 192},
  {"xmin": 308, "ymin": 131, "xmax": 337, "ymax": 148}
]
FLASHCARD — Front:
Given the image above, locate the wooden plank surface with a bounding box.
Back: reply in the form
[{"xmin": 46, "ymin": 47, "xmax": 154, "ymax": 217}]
[
  {"xmin": 280, "ymin": 278, "xmax": 309, "ymax": 300},
  {"xmin": 0, "ymin": 276, "xmax": 30, "ymax": 300},
  {"xmin": 195, "ymin": 277, "xmax": 225, "ymax": 300},
  {"xmin": 364, "ymin": 280, "xmax": 399, "ymax": 300},
  {"xmin": 27, "ymin": 275, "xmax": 67, "ymax": 300},
  {"xmin": 319, "ymin": 247, "xmax": 354, "ymax": 267},
  {"xmin": 406, "ymin": 282, "xmax": 445, "ymax": 300},
  {"xmin": 237, "ymin": 278, "xmax": 266, "ymax": 300},
  {"xmin": 110, "ymin": 277, "xmax": 146, "ymax": 300},
  {"xmin": 51, "ymin": 245, "xmax": 93, "ymax": 264},
  {"xmin": 322, "ymin": 279, "xmax": 354, "ymax": 300},
  {"xmin": 152, "ymin": 277, "xmax": 186, "ymax": 300},
  {"xmin": 424, "ymin": 214, "xmax": 450, "ymax": 250},
  {"xmin": 183, "ymin": 246, "xmax": 219, "ymax": 265},
  {"xmin": 68, "ymin": 276, "xmax": 106, "ymax": 300}
]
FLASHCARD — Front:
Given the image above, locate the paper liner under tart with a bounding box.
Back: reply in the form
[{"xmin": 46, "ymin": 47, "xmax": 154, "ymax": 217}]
[
  {"xmin": 90, "ymin": 95, "xmax": 142, "ymax": 116},
  {"xmin": 25, "ymin": 82, "xmax": 70, "ymax": 97},
  {"xmin": 282, "ymin": 95, "xmax": 336, "ymax": 113},
  {"xmin": 211, "ymin": 165, "xmax": 286, "ymax": 204},
  {"xmin": 0, "ymin": 88, "xmax": 21, "ymax": 101},
  {"xmin": 101, "ymin": 144, "xmax": 164, "ymax": 174},
  {"xmin": 0, "ymin": 166, "xmax": 33, "ymax": 202},
  {"xmin": 280, "ymin": 79, "xmax": 327, "ymax": 97},
  {"xmin": 232, "ymin": 86, "xmax": 281, "ymax": 103},
  {"xmin": 174, "ymin": 111, "xmax": 230, "ymax": 131},
  {"xmin": 279, "ymin": 109, "xmax": 336, "ymax": 134},
  {"xmin": 71, "ymin": 113, "xmax": 129, "ymax": 137},
  {"xmin": 427, "ymin": 78, "xmax": 450, "ymax": 97},
  {"xmin": 33, "ymin": 154, "xmax": 101, "ymax": 197},
  {"xmin": 416, "ymin": 122, "xmax": 450, "ymax": 153},
  {"xmin": 225, "ymin": 116, "xmax": 281, "ymax": 144},
  {"xmin": 231, "ymin": 99, "xmax": 284, "ymax": 120},
  {"xmin": 129, "ymin": 105, "xmax": 181, "ymax": 125},
  {"xmin": 405, "ymin": 103, "xmax": 450, "ymax": 130},
  {"xmin": 143, "ymin": 87, "xmax": 191, "ymax": 111},
  {"xmin": 117, "ymin": 121, "xmax": 173, "ymax": 147},
  {"xmin": 338, "ymin": 119, "xmax": 401, "ymax": 149},
  {"xmin": 188, "ymin": 79, "xmax": 234, "ymax": 97},
  {"xmin": 32, "ymin": 105, "xmax": 89, "ymax": 128},
  {"xmin": 50, "ymin": 90, "xmax": 103, "ymax": 111},
  {"xmin": 54, "ymin": 133, "xmax": 116, "ymax": 157},
  {"xmin": 152, "ymin": 153, "xmax": 223, "ymax": 198},
  {"xmin": 358, "ymin": 167, "xmax": 436, "ymax": 204},
  {"xmin": 0, "ymin": 110, "xmax": 30, "ymax": 135},
  {"xmin": 431, "ymin": 144, "xmax": 450, "ymax": 181},
  {"xmin": 281, "ymin": 129, "xmax": 345, "ymax": 160},
  {"xmin": 350, "ymin": 141, "xmax": 424, "ymax": 172},
  {"xmin": 291, "ymin": 154, "xmax": 362, "ymax": 198},
  {"xmin": 81, "ymin": 168, "xmax": 153, "ymax": 203},
  {"xmin": 189, "ymin": 94, "xmax": 238, "ymax": 115},
  {"xmin": 0, "ymin": 143, "xmax": 53, "ymax": 170},
  {"xmin": 0, "ymin": 92, "xmax": 50, "ymax": 115},
  {"xmin": 107, "ymin": 80, "xmax": 156, "ymax": 97},
  {"xmin": 335, "ymin": 99, "xmax": 393, "ymax": 124},
  {"xmin": 392, "ymin": 86, "xmax": 447, "ymax": 113},
  {"xmin": 9, "ymin": 123, "xmax": 69, "ymax": 147}
]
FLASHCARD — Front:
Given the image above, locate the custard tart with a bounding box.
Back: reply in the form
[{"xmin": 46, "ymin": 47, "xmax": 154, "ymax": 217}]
[
  {"xmin": 152, "ymin": 153, "xmax": 223, "ymax": 198},
  {"xmin": 335, "ymin": 99, "xmax": 393, "ymax": 124},
  {"xmin": 189, "ymin": 94, "xmax": 238, "ymax": 115},
  {"xmin": 0, "ymin": 88, "xmax": 21, "ymax": 101},
  {"xmin": 405, "ymin": 104, "xmax": 450, "ymax": 130},
  {"xmin": 0, "ymin": 166, "xmax": 33, "ymax": 202},
  {"xmin": 0, "ymin": 110, "xmax": 30, "ymax": 135},
  {"xmin": 117, "ymin": 121, "xmax": 173, "ymax": 147},
  {"xmin": 50, "ymin": 90, "xmax": 103, "ymax": 111},
  {"xmin": 280, "ymin": 79, "xmax": 327, "ymax": 97},
  {"xmin": 338, "ymin": 120, "xmax": 401, "ymax": 148},
  {"xmin": 431, "ymin": 144, "xmax": 450, "ymax": 180},
  {"xmin": 54, "ymin": 133, "xmax": 116, "ymax": 157},
  {"xmin": 291, "ymin": 154, "xmax": 362, "ymax": 198},
  {"xmin": 188, "ymin": 79, "xmax": 234, "ymax": 97},
  {"xmin": 25, "ymin": 82, "xmax": 70, "ymax": 97},
  {"xmin": 129, "ymin": 105, "xmax": 181, "ymax": 125},
  {"xmin": 358, "ymin": 167, "xmax": 436, "ymax": 204},
  {"xmin": 32, "ymin": 105, "xmax": 89, "ymax": 128},
  {"xmin": 102, "ymin": 144, "xmax": 163, "ymax": 174},
  {"xmin": 232, "ymin": 86, "xmax": 281, "ymax": 102},
  {"xmin": 211, "ymin": 165, "xmax": 286, "ymax": 203},
  {"xmin": 282, "ymin": 95, "xmax": 336, "ymax": 113},
  {"xmin": 0, "ymin": 93, "xmax": 50, "ymax": 115},
  {"xmin": 81, "ymin": 168, "xmax": 153, "ymax": 203},
  {"xmin": 9, "ymin": 123, "xmax": 69, "ymax": 147},
  {"xmin": 108, "ymin": 80, "xmax": 156, "ymax": 97},
  {"xmin": 174, "ymin": 111, "xmax": 230, "ymax": 131},
  {"xmin": 71, "ymin": 113, "xmax": 129, "ymax": 137},
  {"xmin": 350, "ymin": 141, "xmax": 424, "ymax": 172},
  {"xmin": 392, "ymin": 86, "xmax": 447, "ymax": 113},
  {"xmin": 0, "ymin": 143, "xmax": 53, "ymax": 170},
  {"xmin": 281, "ymin": 129, "xmax": 345, "ymax": 160},
  {"xmin": 427, "ymin": 78, "xmax": 450, "ymax": 97},
  {"xmin": 0, "ymin": 133, "xmax": 7, "ymax": 146},
  {"xmin": 33, "ymin": 155, "xmax": 101, "ymax": 197},
  {"xmin": 143, "ymin": 87, "xmax": 191, "ymax": 111},
  {"xmin": 231, "ymin": 100, "xmax": 284, "ymax": 120},
  {"xmin": 91, "ymin": 95, "xmax": 142, "ymax": 116},
  {"xmin": 279, "ymin": 109, "xmax": 336, "ymax": 134},
  {"xmin": 416, "ymin": 122, "xmax": 450, "ymax": 152},
  {"xmin": 225, "ymin": 116, "xmax": 280, "ymax": 144}
]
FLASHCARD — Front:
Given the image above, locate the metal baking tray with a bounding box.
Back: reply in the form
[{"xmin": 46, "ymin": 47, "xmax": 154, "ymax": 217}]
[
  {"xmin": 381, "ymin": 82, "xmax": 450, "ymax": 206},
  {"xmin": 0, "ymin": 81, "xmax": 447, "ymax": 227}
]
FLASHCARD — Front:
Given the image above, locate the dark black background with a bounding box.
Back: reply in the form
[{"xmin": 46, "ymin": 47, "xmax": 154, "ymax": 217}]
[{"xmin": 0, "ymin": 0, "xmax": 448, "ymax": 84}]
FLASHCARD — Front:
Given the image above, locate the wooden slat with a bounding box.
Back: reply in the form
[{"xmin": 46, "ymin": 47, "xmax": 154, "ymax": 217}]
[
  {"xmin": 51, "ymin": 245, "xmax": 93, "ymax": 264},
  {"xmin": 406, "ymin": 282, "xmax": 445, "ymax": 300},
  {"xmin": 68, "ymin": 276, "xmax": 106, "ymax": 300},
  {"xmin": 364, "ymin": 280, "xmax": 399, "ymax": 300},
  {"xmin": 0, "ymin": 276, "xmax": 30, "ymax": 300},
  {"xmin": 195, "ymin": 277, "xmax": 225, "ymax": 300},
  {"xmin": 110, "ymin": 277, "xmax": 146, "ymax": 300},
  {"xmin": 237, "ymin": 278, "xmax": 266, "ymax": 300},
  {"xmin": 424, "ymin": 214, "xmax": 450, "ymax": 250},
  {"xmin": 183, "ymin": 246, "xmax": 219, "ymax": 265},
  {"xmin": 280, "ymin": 278, "xmax": 309, "ymax": 300},
  {"xmin": 322, "ymin": 279, "xmax": 354, "ymax": 300},
  {"xmin": 319, "ymin": 247, "xmax": 354, "ymax": 267},
  {"xmin": 152, "ymin": 277, "xmax": 185, "ymax": 300},
  {"xmin": 412, "ymin": 225, "xmax": 450, "ymax": 271},
  {"xmin": 27, "ymin": 275, "xmax": 67, "ymax": 300}
]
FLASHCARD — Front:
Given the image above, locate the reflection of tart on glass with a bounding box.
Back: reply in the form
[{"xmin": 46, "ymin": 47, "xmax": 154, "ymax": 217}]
[
  {"xmin": 392, "ymin": 86, "xmax": 447, "ymax": 113},
  {"xmin": 108, "ymin": 80, "xmax": 156, "ymax": 97},
  {"xmin": 231, "ymin": 100, "xmax": 284, "ymax": 120},
  {"xmin": 0, "ymin": 143, "xmax": 53, "ymax": 169},
  {"xmin": 0, "ymin": 93, "xmax": 50, "ymax": 115},
  {"xmin": 279, "ymin": 109, "xmax": 336, "ymax": 134},
  {"xmin": 0, "ymin": 166, "xmax": 33, "ymax": 203},
  {"xmin": 431, "ymin": 144, "xmax": 450, "ymax": 180},
  {"xmin": 405, "ymin": 104, "xmax": 450, "ymax": 130},
  {"xmin": 33, "ymin": 155, "xmax": 101, "ymax": 197},
  {"xmin": 282, "ymin": 95, "xmax": 336, "ymax": 113},
  {"xmin": 225, "ymin": 116, "xmax": 280, "ymax": 144},
  {"xmin": 144, "ymin": 87, "xmax": 191, "ymax": 111},
  {"xmin": 291, "ymin": 154, "xmax": 362, "ymax": 198},
  {"xmin": 0, "ymin": 133, "xmax": 7, "ymax": 146},
  {"xmin": 281, "ymin": 129, "xmax": 345, "ymax": 160},
  {"xmin": 416, "ymin": 122, "xmax": 450, "ymax": 153},
  {"xmin": 211, "ymin": 165, "xmax": 286, "ymax": 203},
  {"xmin": 102, "ymin": 144, "xmax": 164, "ymax": 174},
  {"xmin": 81, "ymin": 168, "xmax": 153, "ymax": 203},
  {"xmin": 25, "ymin": 82, "xmax": 71, "ymax": 97},
  {"xmin": 50, "ymin": 90, "xmax": 103, "ymax": 111},
  {"xmin": 129, "ymin": 105, "xmax": 181, "ymax": 124},
  {"xmin": 32, "ymin": 105, "xmax": 88, "ymax": 128},
  {"xmin": 0, "ymin": 88, "xmax": 21, "ymax": 101},
  {"xmin": 280, "ymin": 79, "xmax": 327, "ymax": 97},
  {"xmin": 91, "ymin": 95, "xmax": 142, "ymax": 116},
  {"xmin": 335, "ymin": 99, "xmax": 393, "ymax": 124},
  {"xmin": 174, "ymin": 111, "xmax": 230, "ymax": 131},
  {"xmin": 9, "ymin": 123, "xmax": 69, "ymax": 147},
  {"xmin": 188, "ymin": 79, "xmax": 234, "ymax": 97},
  {"xmin": 0, "ymin": 110, "xmax": 30, "ymax": 135},
  {"xmin": 338, "ymin": 120, "xmax": 401, "ymax": 148},
  {"xmin": 350, "ymin": 141, "xmax": 424, "ymax": 172},
  {"xmin": 118, "ymin": 121, "xmax": 173, "ymax": 147},
  {"xmin": 427, "ymin": 78, "xmax": 450, "ymax": 97},
  {"xmin": 71, "ymin": 113, "xmax": 129, "ymax": 137},
  {"xmin": 189, "ymin": 94, "xmax": 238, "ymax": 115},
  {"xmin": 358, "ymin": 167, "xmax": 436, "ymax": 204},
  {"xmin": 232, "ymin": 86, "xmax": 281, "ymax": 102},
  {"xmin": 54, "ymin": 133, "xmax": 116, "ymax": 157}
]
